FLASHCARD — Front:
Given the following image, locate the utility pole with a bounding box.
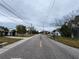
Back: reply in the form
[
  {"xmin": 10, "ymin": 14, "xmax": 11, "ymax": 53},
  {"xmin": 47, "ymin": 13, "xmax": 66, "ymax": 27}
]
[
  {"xmin": 30, "ymin": 24, "xmax": 32, "ymax": 35},
  {"xmin": 43, "ymin": 23, "xmax": 45, "ymax": 34}
]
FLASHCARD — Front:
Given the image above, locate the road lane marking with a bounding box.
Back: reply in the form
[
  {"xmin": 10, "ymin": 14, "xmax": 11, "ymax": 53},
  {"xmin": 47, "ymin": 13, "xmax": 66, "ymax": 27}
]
[{"xmin": 40, "ymin": 41, "xmax": 42, "ymax": 47}]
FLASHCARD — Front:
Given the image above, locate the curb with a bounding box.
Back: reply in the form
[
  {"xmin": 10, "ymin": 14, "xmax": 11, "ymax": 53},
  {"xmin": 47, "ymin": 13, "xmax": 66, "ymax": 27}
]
[{"xmin": 0, "ymin": 36, "xmax": 34, "ymax": 54}]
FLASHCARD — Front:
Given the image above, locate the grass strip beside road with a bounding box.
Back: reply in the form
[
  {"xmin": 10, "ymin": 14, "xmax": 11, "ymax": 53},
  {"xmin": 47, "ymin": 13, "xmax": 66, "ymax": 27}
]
[
  {"xmin": 15, "ymin": 34, "xmax": 34, "ymax": 37},
  {"xmin": 49, "ymin": 36, "xmax": 79, "ymax": 48},
  {"xmin": 0, "ymin": 37, "xmax": 21, "ymax": 46}
]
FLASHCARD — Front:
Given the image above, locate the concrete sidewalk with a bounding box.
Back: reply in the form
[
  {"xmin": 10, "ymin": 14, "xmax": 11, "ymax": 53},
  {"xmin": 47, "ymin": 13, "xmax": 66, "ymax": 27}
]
[
  {"xmin": 0, "ymin": 36, "xmax": 34, "ymax": 54},
  {"xmin": 5, "ymin": 36, "xmax": 28, "ymax": 39}
]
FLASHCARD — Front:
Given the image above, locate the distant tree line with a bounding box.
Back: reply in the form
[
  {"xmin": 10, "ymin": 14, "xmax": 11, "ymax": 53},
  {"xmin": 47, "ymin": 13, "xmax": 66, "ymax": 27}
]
[
  {"xmin": 0, "ymin": 26, "xmax": 16, "ymax": 36},
  {"xmin": 0, "ymin": 24, "xmax": 39, "ymax": 37},
  {"xmin": 16, "ymin": 25, "xmax": 39, "ymax": 35}
]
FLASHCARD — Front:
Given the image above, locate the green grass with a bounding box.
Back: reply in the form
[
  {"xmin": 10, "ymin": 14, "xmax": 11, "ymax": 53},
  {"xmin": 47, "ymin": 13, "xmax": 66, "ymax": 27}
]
[
  {"xmin": 49, "ymin": 36, "xmax": 79, "ymax": 48},
  {"xmin": 15, "ymin": 34, "xmax": 34, "ymax": 37},
  {"xmin": 0, "ymin": 37, "xmax": 21, "ymax": 46}
]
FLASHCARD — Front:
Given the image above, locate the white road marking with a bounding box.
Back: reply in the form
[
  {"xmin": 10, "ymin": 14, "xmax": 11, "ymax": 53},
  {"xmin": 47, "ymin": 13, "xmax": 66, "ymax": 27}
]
[{"xmin": 40, "ymin": 41, "xmax": 42, "ymax": 47}]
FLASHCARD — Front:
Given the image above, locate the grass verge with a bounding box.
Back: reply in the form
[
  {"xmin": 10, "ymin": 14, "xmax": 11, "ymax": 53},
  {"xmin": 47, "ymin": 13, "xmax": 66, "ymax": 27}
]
[
  {"xmin": 15, "ymin": 34, "xmax": 34, "ymax": 37},
  {"xmin": 49, "ymin": 36, "xmax": 79, "ymax": 48},
  {"xmin": 0, "ymin": 37, "xmax": 21, "ymax": 46}
]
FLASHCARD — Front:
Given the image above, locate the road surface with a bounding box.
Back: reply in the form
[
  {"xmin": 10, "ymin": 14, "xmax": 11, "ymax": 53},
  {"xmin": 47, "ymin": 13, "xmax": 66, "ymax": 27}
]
[{"xmin": 0, "ymin": 34, "xmax": 79, "ymax": 59}]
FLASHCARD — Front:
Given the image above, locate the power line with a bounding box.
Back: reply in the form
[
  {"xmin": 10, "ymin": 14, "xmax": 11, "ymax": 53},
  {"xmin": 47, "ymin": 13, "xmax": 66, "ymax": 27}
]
[
  {"xmin": 1, "ymin": 0, "xmax": 30, "ymax": 20},
  {"xmin": 0, "ymin": 0, "xmax": 56, "ymax": 30},
  {"xmin": 0, "ymin": 11, "xmax": 7, "ymax": 17},
  {"xmin": 46, "ymin": 0, "xmax": 56, "ymax": 18},
  {"xmin": 0, "ymin": 10, "xmax": 24, "ymax": 24},
  {"xmin": 0, "ymin": 2, "xmax": 21, "ymax": 19},
  {"xmin": 42, "ymin": 0, "xmax": 56, "ymax": 30},
  {"xmin": 0, "ymin": 0, "xmax": 31, "ymax": 25},
  {"xmin": 51, "ymin": 0, "xmax": 55, "ymax": 9},
  {"xmin": 2, "ymin": 0, "xmax": 24, "ymax": 19}
]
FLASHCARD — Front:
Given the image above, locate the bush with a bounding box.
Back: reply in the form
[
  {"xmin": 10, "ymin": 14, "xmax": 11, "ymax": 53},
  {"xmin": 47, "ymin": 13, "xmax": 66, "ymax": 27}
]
[{"xmin": 60, "ymin": 24, "xmax": 71, "ymax": 37}]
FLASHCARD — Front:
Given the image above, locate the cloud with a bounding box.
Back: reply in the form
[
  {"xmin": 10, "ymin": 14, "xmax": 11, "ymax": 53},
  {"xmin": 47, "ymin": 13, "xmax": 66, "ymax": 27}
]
[
  {"xmin": 0, "ymin": 16, "xmax": 14, "ymax": 23},
  {"xmin": 0, "ymin": 16, "xmax": 26, "ymax": 25},
  {"xmin": 0, "ymin": 0, "xmax": 79, "ymax": 31}
]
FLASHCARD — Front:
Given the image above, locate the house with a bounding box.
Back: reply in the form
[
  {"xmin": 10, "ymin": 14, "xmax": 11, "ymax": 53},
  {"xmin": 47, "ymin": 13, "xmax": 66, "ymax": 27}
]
[
  {"xmin": 8, "ymin": 29, "xmax": 16, "ymax": 36},
  {"xmin": 0, "ymin": 27, "xmax": 5, "ymax": 36},
  {"xmin": 70, "ymin": 15, "xmax": 79, "ymax": 38},
  {"xmin": 52, "ymin": 29, "xmax": 61, "ymax": 36},
  {"xmin": 72, "ymin": 16, "xmax": 79, "ymax": 38}
]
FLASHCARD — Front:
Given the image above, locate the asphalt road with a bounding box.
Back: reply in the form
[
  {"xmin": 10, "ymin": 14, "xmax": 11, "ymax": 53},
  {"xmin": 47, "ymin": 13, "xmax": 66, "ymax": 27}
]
[{"xmin": 0, "ymin": 34, "xmax": 79, "ymax": 59}]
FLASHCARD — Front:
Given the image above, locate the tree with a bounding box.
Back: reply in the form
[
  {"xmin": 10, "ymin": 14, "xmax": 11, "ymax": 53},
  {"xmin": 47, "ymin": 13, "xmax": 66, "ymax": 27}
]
[
  {"xmin": 16, "ymin": 25, "xmax": 26, "ymax": 34},
  {"xmin": 29, "ymin": 26, "xmax": 39, "ymax": 34},
  {"xmin": 54, "ymin": 10, "xmax": 75, "ymax": 27},
  {"xmin": 60, "ymin": 24, "xmax": 71, "ymax": 37},
  {"xmin": 4, "ymin": 27, "xmax": 9, "ymax": 36},
  {"xmin": 31, "ymin": 30, "xmax": 39, "ymax": 34},
  {"xmin": 0, "ymin": 26, "xmax": 9, "ymax": 36},
  {"xmin": 11, "ymin": 30, "xmax": 16, "ymax": 36}
]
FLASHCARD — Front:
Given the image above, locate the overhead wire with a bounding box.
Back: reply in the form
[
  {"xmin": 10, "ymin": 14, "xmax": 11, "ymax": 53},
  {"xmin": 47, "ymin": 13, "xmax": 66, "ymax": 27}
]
[
  {"xmin": 46, "ymin": 0, "xmax": 55, "ymax": 18},
  {"xmin": 0, "ymin": 0, "xmax": 22, "ymax": 19},
  {"xmin": 1, "ymin": 0, "xmax": 31, "ymax": 20},
  {"xmin": 0, "ymin": 0, "xmax": 56, "ymax": 30},
  {"xmin": 0, "ymin": 10, "xmax": 25, "ymax": 25},
  {"xmin": 0, "ymin": 0, "xmax": 31, "ymax": 26},
  {"xmin": 34, "ymin": 0, "xmax": 56, "ymax": 30},
  {"xmin": 42, "ymin": 0, "xmax": 56, "ymax": 28}
]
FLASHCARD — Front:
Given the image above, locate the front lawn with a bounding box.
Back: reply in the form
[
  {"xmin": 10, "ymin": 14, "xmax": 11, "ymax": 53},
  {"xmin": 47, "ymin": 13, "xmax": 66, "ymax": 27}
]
[
  {"xmin": 0, "ymin": 37, "xmax": 21, "ymax": 46},
  {"xmin": 49, "ymin": 36, "xmax": 79, "ymax": 48}
]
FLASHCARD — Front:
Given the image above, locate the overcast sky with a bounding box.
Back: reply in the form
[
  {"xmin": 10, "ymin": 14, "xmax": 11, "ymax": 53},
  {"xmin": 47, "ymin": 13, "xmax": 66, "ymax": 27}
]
[{"xmin": 0, "ymin": 0, "xmax": 79, "ymax": 31}]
